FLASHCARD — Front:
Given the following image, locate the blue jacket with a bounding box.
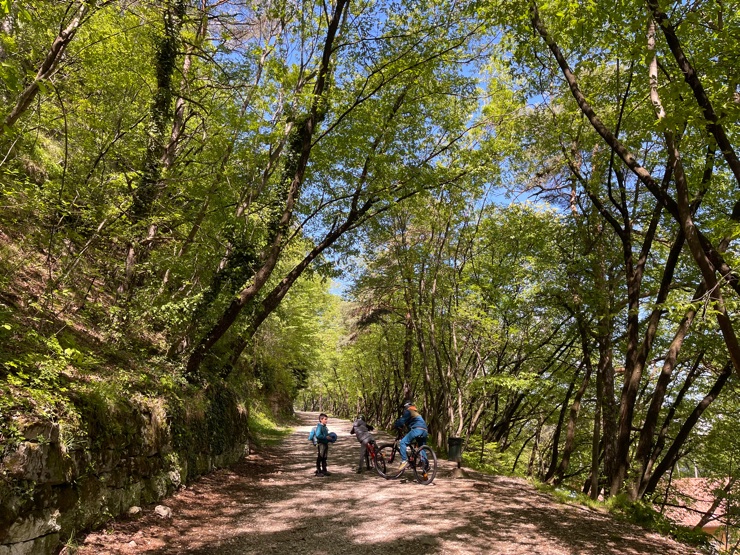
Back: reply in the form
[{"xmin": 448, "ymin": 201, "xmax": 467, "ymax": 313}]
[
  {"xmin": 315, "ymin": 422, "xmax": 330, "ymax": 444},
  {"xmin": 395, "ymin": 408, "xmax": 427, "ymax": 431}
]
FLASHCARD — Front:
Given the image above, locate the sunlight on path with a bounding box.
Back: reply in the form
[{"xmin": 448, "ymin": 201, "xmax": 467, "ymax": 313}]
[{"xmin": 77, "ymin": 411, "xmax": 703, "ymax": 555}]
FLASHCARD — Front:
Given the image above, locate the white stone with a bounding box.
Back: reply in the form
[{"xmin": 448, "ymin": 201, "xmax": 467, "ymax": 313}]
[
  {"xmin": 168, "ymin": 469, "xmax": 181, "ymax": 488},
  {"xmin": 154, "ymin": 505, "xmax": 172, "ymax": 519}
]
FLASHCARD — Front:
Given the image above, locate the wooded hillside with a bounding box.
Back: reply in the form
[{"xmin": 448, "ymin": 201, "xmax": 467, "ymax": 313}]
[{"xmin": 1, "ymin": 0, "xmax": 739, "ymax": 551}]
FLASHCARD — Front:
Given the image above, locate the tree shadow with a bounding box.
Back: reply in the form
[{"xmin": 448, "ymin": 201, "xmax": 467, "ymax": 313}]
[{"xmin": 78, "ymin": 411, "xmax": 701, "ymax": 555}]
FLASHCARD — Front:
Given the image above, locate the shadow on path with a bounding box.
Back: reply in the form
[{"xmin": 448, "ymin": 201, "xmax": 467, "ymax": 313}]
[{"xmin": 78, "ymin": 412, "xmax": 703, "ymax": 555}]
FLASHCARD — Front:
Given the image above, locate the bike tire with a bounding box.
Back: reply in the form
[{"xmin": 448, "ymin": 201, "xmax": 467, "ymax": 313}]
[
  {"xmin": 412, "ymin": 445, "xmax": 437, "ymax": 485},
  {"xmin": 376, "ymin": 443, "xmax": 405, "ymax": 479},
  {"xmin": 371, "ymin": 445, "xmax": 386, "ymax": 477}
]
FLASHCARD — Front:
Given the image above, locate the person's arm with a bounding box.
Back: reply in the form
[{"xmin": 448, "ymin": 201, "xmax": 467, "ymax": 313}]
[{"xmin": 395, "ymin": 410, "xmax": 409, "ymax": 429}]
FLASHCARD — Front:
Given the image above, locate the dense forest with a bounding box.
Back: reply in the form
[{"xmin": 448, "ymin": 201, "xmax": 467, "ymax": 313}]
[{"xmin": 1, "ymin": 0, "xmax": 739, "ymax": 550}]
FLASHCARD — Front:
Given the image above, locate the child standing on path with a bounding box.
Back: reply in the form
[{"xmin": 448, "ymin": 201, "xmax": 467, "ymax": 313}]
[{"xmin": 315, "ymin": 413, "xmax": 332, "ymax": 476}]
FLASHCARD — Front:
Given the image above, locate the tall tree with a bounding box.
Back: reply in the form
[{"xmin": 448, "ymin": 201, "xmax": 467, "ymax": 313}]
[
  {"xmin": 181, "ymin": 0, "xmax": 489, "ymax": 379},
  {"xmin": 487, "ymin": 0, "xmax": 740, "ymax": 496}
]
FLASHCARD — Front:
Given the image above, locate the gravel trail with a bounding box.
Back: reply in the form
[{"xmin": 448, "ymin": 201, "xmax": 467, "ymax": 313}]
[{"xmin": 76, "ymin": 411, "xmax": 703, "ymax": 555}]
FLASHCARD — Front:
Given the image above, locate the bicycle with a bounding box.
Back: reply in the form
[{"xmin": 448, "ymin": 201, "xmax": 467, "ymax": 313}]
[
  {"xmin": 375, "ymin": 430, "xmax": 437, "ymax": 484},
  {"xmin": 362, "ymin": 439, "xmax": 387, "ymax": 476}
]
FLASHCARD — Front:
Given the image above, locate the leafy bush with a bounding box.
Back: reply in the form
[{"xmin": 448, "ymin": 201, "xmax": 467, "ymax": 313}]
[
  {"xmin": 460, "ymin": 435, "xmax": 519, "ymax": 475},
  {"xmin": 607, "ymin": 494, "xmax": 712, "ymax": 551}
]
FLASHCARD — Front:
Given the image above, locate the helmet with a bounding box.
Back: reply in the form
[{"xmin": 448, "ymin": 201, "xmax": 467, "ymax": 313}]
[
  {"xmin": 328, "ymin": 432, "xmax": 337, "ymax": 443},
  {"xmin": 403, "ymin": 401, "xmax": 413, "ymax": 409},
  {"xmin": 356, "ymin": 414, "xmax": 365, "ymax": 421}
]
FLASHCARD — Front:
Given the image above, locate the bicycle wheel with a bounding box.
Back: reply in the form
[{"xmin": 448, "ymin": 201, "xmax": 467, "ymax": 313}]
[
  {"xmin": 371, "ymin": 444, "xmax": 386, "ymax": 476},
  {"xmin": 376, "ymin": 443, "xmax": 405, "ymax": 479},
  {"xmin": 412, "ymin": 445, "xmax": 437, "ymax": 485}
]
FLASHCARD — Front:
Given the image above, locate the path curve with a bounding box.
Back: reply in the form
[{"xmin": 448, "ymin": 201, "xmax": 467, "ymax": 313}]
[{"xmin": 77, "ymin": 412, "xmax": 703, "ymax": 555}]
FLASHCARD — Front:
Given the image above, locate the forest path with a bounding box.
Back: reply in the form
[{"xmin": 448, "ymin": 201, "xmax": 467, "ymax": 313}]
[{"xmin": 77, "ymin": 411, "xmax": 702, "ymax": 555}]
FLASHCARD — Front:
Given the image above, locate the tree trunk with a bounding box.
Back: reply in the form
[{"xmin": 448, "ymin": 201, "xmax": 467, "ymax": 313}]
[
  {"xmin": 530, "ymin": 1, "xmax": 740, "ymax": 376},
  {"xmin": 120, "ymin": 0, "xmax": 186, "ymax": 294},
  {"xmin": 643, "ymin": 361, "xmax": 732, "ymax": 496},
  {"xmin": 646, "ymin": 0, "xmax": 740, "ymax": 185},
  {"xmin": 633, "ymin": 284, "xmax": 700, "ymax": 497},
  {"xmin": 543, "ymin": 365, "xmax": 578, "ymax": 482},
  {"xmin": 185, "ymin": 0, "xmax": 349, "ymax": 379},
  {"xmin": 1, "ymin": 1, "xmax": 90, "ymax": 135},
  {"xmin": 551, "ymin": 354, "xmax": 592, "ymax": 485},
  {"xmin": 694, "ymin": 477, "xmax": 736, "ymax": 530},
  {"xmin": 527, "ymin": 415, "xmax": 544, "ymax": 477}
]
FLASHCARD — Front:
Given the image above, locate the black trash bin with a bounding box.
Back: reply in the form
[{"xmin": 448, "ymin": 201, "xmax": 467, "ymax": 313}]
[{"xmin": 447, "ymin": 437, "xmax": 464, "ymax": 462}]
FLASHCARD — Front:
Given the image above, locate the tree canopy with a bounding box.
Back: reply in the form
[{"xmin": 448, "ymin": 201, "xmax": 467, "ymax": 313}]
[{"xmin": 2, "ymin": 0, "xmax": 740, "ymax": 545}]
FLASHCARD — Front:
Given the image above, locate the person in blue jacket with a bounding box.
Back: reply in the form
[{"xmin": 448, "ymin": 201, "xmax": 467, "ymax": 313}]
[
  {"xmin": 315, "ymin": 413, "xmax": 332, "ymax": 477},
  {"xmin": 394, "ymin": 401, "xmax": 428, "ymax": 471}
]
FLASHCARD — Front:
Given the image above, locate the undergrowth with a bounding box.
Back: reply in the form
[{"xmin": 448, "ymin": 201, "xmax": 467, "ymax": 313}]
[
  {"xmin": 607, "ymin": 494, "xmax": 713, "ymax": 551},
  {"xmin": 450, "ymin": 434, "xmax": 713, "ymax": 552},
  {"xmin": 532, "ymin": 483, "xmax": 713, "ymax": 552},
  {"xmin": 458, "ymin": 436, "xmax": 518, "ymax": 476},
  {"xmin": 247, "ymin": 403, "xmax": 293, "ymax": 448}
]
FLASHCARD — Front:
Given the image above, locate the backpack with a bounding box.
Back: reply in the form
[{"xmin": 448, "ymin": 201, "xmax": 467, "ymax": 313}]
[{"xmin": 308, "ymin": 426, "xmax": 317, "ymax": 445}]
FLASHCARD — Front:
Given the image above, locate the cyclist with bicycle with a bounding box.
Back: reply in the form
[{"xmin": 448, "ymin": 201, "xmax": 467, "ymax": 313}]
[
  {"xmin": 394, "ymin": 401, "xmax": 428, "ymax": 471},
  {"xmin": 350, "ymin": 414, "xmax": 375, "ymax": 473}
]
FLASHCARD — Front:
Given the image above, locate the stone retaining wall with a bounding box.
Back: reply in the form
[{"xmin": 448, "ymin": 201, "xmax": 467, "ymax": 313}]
[{"xmin": 0, "ymin": 390, "xmax": 250, "ymax": 555}]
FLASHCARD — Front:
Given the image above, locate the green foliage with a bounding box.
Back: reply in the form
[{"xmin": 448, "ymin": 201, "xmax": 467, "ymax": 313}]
[
  {"xmin": 532, "ymin": 482, "xmax": 602, "ymax": 510},
  {"xmin": 460, "ymin": 435, "xmax": 515, "ymax": 476},
  {"xmin": 246, "ymin": 404, "xmax": 291, "ymax": 448},
  {"xmin": 206, "ymin": 386, "xmax": 246, "ymax": 455},
  {"xmin": 607, "ymin": 494, "xmax": 712, "ymax": 550},
  {"xmin": 0, "ymin": 328, "xmax": 85, "ymax": 453},
  {"xmin": 1, "ymin": 1, "xmax": 739, "ymax": 549},
  {"xmin": 252, "ymin": 272, "xmax": 337, "ymax": 396},
  {"xmin": 529, "ymin": 484, "xmax": 712, "ymax": 550}
]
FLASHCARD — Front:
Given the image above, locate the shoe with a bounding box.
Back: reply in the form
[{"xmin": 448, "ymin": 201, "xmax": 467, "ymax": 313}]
[
  {"xmin": 315, "ymin": 471, "xmax": 325, "ymax": 477},
  {"xmin": 356, "ymin": 468, "xmax": 364, "ymax": 474},
  {"xmin": 398, "ymin": 460, "xmax": 409, "ymax": 471},
  {"xmin": 322, "ymin": 470, "xmax": 332, "ymax": 476}
]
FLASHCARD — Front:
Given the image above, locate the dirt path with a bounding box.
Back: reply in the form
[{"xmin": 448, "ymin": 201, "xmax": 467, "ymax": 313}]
[{"xmin": 77, "ymin": 412, "xmax": 703, "ymax": 555}]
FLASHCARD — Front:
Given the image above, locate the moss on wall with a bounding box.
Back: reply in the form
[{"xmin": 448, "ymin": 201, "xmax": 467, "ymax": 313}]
[{"xmin": 0, "ymin": 382, "xmax": 250, "ymax": 554}]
